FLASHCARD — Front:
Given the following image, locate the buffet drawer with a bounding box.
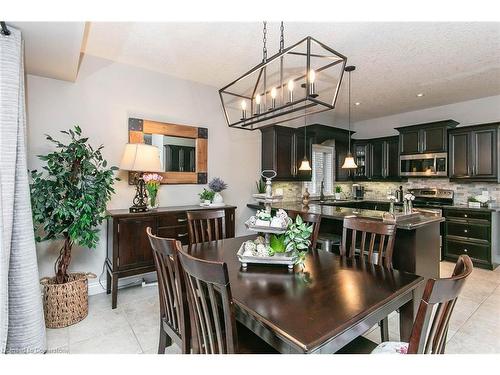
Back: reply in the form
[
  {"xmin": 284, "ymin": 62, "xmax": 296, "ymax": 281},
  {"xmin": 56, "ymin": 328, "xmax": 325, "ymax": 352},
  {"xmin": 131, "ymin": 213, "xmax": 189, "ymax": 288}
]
[
  {"xmin": 157, "ymin": 212, "xmax": 188, "ymax": 227},
  {"xmin": 444, "ymin": 209, "xmax": 491, "ymax": 222},
  {"xmin": 446, "ymin": 221, "xmax": 490, "ymax": 242},
  {"xmin": 157, "ymin": 225, "xmax": 189, "ymax": 245},
  {"xmin": 445, "ymin": 238, "xmax": 490, "ymax": 263}
]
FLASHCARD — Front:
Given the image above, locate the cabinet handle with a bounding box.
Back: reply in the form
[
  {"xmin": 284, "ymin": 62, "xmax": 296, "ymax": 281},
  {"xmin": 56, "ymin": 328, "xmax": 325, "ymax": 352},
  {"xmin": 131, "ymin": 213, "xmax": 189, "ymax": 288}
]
[
  {"xmin": 464, "ymin": 214, "xmax": 468, "ymax": 218},
  {"xmin": 463, "ymin": 249, "xmax": 468, "ymax": 253},
  {"xmin": 177, "ymin": 218, "xmax": 187, "ymax": 223},
  {"xmin": 177, "ymin": 233, "xmax": 188, "ymax": 237},
  {"xmin": 464, "ymin": 229, "xmax": 468, "ymax": 233}
]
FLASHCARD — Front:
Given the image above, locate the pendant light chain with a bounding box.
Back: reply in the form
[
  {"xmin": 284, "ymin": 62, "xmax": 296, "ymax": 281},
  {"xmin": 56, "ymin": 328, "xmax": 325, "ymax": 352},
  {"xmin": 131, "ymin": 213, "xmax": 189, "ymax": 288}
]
[
  {"xmin": 348, "ymin": 68, "xmax": 352, "ymax": 153},
  {"xmin": 280, "ymin": 21, "xmax": 285, "ymax": 52},
  {"xmin": 262, "ymin": 21, "xmax": 268, "ymax": 61}
]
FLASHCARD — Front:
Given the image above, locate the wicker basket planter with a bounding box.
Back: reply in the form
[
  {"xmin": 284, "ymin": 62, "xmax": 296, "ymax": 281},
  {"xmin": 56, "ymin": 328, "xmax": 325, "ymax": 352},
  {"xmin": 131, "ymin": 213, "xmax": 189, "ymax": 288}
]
[{"xmin": 40, "ymin": 272, "xmax": 96, "ymax": 328}]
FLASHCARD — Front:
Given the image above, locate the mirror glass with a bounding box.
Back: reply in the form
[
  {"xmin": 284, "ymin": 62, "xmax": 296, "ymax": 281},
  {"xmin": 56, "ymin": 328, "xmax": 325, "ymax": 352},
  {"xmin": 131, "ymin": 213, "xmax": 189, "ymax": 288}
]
[{"xmin": 144, "ymin": 134, "xmax": 196, "ymax": 172}]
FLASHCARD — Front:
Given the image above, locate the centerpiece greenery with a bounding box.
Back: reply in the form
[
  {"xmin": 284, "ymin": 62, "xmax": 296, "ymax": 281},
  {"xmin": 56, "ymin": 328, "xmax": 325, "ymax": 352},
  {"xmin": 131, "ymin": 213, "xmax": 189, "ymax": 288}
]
[
  {"xmin": 284, "ymin": 215, "xmax": 313, "ymax": 268},
  {"xmin": 30, "ymin": 126, "xmax": 118, "ymax": 284},
  {"xmin": 199, "ymin": 188, "xmax": 215, "ymax": 202}
]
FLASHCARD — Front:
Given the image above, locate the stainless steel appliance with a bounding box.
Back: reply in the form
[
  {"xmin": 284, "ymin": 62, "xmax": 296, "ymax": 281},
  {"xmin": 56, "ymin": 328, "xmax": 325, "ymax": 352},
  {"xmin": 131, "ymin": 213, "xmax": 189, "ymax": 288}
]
[
  {"xmin": 407, "ymin": 188, "xmax": 454, "ymax": 207},
  {"xmin": 352, "ymin": 184, "xmax": 365, "ymax": 200},
  {"xmin": 400, "ymin": 152, "xmax": 448, "ymax": 177}
]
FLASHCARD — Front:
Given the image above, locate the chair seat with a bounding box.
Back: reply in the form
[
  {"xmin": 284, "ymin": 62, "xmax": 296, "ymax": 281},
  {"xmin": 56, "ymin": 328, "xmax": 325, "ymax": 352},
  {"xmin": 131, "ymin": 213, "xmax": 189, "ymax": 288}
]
[
  {"xmin": 236, "ymin": 323, "xmax": 279, "ymax": 354},
  {"xmin": 371, "ymin": 341, "xmax": 408, "ymax": 354}
]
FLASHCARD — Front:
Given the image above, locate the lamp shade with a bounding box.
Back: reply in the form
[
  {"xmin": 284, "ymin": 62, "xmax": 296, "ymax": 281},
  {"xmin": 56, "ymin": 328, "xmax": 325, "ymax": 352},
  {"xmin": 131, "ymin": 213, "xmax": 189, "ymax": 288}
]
[
  {"xmin": 341, "ymin": 153, "xmax": 358, "ymax": 169},
  {"xmin": 119, "ymin": 143, "xmax": 162, "ymax": 172},
  {"xmin": 298, "ymin": 157, "xmax": 312, "ymax": 171}
]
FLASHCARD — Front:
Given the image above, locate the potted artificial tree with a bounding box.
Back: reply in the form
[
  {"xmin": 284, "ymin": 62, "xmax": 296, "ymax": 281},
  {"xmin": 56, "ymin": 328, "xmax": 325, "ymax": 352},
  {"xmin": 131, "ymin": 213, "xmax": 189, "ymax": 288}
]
[{"xmin": 30, "ymin": 126, "xmax": 118, "ymax": 328}]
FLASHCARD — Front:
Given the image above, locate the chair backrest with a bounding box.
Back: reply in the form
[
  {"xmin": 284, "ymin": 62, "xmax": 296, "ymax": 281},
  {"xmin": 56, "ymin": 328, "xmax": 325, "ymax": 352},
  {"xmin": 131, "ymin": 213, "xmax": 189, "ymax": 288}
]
[
  {"xmin": 407, "ymin": 255, "xmax": 473, "ymax": 354},
  {"xmin": 176, "ymin": 245, "xmax": 238, "ymax": 354},
  {"xmin": 287, "ymin": 210, "xmax": 322, "ymax": 249},
  {"xmin": 187, "ymin": 209, "xmax": 226, "ymax": 245},
  {"xmin": 146, "ymin": 227, "xmax": 190, "ymax": 353},
  {"xmin": 340, "ymin": 217, "xmax": 396, "ymax": 268}
]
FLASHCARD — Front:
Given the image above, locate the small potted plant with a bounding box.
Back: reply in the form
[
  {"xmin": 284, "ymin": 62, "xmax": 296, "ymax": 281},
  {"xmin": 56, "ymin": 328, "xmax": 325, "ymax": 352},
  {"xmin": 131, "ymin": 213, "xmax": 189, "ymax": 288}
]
[
  {"xmin": 208, "ymin": 177, "xmax": 228, "ymax": 205},
  {"xmin": 30, "ymin": 126, "xmax": 118, "ymax": 328},
  {"xmin": 199, "ymin": 188, "xmax": 215, "ymax": 206},
  {"xmin": 334, "ymin": 185, "xmax": 342, "ymax": 200},
  {"xmin": 256, "ymin": 179, "xmax": 266, "ymax": 194},
  {"xmin": 143, "ymin": 173, "xmax": 163, "ymax": 209},
  {"xmin": 284, "ymin": 215, "xmax": 314, "ymax": 270}
]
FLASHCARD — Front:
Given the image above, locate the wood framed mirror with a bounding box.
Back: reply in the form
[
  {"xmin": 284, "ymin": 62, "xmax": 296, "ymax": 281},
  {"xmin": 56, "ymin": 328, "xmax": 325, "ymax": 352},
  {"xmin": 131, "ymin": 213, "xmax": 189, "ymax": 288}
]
[{"xmin": 128, "ymin": 117, "xmax": 208, "ymax": 184}]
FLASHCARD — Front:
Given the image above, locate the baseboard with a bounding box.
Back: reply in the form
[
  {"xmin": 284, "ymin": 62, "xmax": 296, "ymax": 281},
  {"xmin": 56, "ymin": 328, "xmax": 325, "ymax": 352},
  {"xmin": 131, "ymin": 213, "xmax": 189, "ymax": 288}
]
[{"xmin": 87, "ymin": 271, "xmax": 157, "ymax": 296}]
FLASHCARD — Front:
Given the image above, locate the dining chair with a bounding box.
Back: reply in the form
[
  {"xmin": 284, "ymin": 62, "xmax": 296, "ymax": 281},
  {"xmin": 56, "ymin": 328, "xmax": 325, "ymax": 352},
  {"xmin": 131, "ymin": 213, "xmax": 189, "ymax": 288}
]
[
  {"xmin": 339, "ymin": 255, "xmax": 474, "ymax": 354},
  {"xmin": 146, "ymin": 227, "xmax": 191, "ymax": 354},
  {"xmin": 176, "ymin": 244, "xmax": 278, "ymax": 354},
  {"xmin": 186, "ymin": 209, "xmax": 226, "ymax": 245},
  {"xmin": 339, "ymin": 217, "xmax": 397, "ymax": 341},
  {"xmin": 287, "ymin": 210, "xmax": 322, "ymax": 249}
]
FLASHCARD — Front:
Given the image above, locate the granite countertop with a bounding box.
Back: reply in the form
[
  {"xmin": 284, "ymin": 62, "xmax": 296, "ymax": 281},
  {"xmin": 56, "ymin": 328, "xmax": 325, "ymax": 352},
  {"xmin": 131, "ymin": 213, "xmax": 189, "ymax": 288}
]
[
  {"xmin": 247, "ymin": 202, "xmax": 444, "ymax": 230},
  {"xmin": 310, "ymin": 198, "xmax": 500, "ymax": 212}
]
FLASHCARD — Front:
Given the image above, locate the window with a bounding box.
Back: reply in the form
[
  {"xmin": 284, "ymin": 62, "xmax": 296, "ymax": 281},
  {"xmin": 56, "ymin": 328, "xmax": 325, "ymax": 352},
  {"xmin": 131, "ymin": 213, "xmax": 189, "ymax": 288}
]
[{"xmin": 305, "ymin": 144, "xmax": 334, "ymax": 195}]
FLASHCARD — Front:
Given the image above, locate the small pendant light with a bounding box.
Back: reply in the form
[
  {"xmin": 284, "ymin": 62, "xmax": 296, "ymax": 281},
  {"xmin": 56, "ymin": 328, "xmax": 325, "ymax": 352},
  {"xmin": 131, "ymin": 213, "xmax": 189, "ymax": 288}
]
[
  {"xmin": 299, "ymin": 107, "xmax": 312, "ymax": 171},
  {"xmin": 342, "ymin": 65, "xmax": 358, "ymax": 169}
]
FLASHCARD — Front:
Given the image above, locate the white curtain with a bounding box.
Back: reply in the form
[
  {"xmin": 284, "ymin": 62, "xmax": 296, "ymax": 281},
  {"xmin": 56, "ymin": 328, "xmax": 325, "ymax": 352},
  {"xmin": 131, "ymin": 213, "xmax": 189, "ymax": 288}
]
[{"xmin": 0, "ymin": 26, "xmax": 46, "ymax": 353}]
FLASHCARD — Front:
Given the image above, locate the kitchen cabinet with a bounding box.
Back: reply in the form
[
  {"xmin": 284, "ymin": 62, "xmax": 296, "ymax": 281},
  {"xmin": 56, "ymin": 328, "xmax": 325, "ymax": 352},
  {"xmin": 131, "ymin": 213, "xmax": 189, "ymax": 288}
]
[
  {"xmin": 396, "ymin": 119, "xmax": 458, "ymax": 155},
  {"xmin": 106, "ymin": 205, "xmax": 236, "ymax": 308},
  {"xmin": 449, "ymin": 122, "xmax": 499, "ymax": 182},
  {"xmin": 442, "ymin": 208, "xmax": 495, "ymax": 269},
  {"xmin": 260, "ymin": 125, "xmax": 312, "ymax": 181},
  {"xmin": 352, "ymin": 136, "xmax": 402, "ymax": 181}
]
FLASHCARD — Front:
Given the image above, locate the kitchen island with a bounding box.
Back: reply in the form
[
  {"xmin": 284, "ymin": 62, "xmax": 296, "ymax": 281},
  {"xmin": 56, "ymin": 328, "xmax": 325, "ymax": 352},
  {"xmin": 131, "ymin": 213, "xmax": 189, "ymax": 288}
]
[{"xmin": 247, "ymin": 202, "xmax": 444, "ymax": 280}]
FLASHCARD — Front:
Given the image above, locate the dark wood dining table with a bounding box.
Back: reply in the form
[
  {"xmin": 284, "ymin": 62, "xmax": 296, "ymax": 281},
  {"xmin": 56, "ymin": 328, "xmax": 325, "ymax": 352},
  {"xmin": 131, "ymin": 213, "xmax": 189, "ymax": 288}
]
[{"xmin": 187, "ymin": 235, "xmax": 424, "ymax": 354}]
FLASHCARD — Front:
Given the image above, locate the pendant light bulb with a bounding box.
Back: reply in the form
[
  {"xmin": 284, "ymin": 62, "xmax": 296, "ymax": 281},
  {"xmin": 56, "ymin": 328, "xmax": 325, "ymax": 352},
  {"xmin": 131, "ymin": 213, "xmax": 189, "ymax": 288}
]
[
  {"xmin": 271, "ymin": 87, "xmax": 277, "ymax": 99},
  {"xmin": 309, "ymin": 69, "xmax": 316, "ymax": 83},
  {"xmin": 287, "ymin": 79, "xmax": 294, "ymax": 91},
  {"xmin": 255, "ymin": 94, "xmax": 261, "ymax": 105},
  {"xmin": 241, "ymin": 100, "xmax": 247, "ymax": 110}
]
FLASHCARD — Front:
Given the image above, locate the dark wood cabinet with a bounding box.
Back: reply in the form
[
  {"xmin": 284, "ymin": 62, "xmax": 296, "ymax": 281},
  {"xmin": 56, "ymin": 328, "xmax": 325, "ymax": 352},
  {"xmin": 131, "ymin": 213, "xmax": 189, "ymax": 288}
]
[
  {"xmin": 260, "ymin": 125, "xmax": 312, "ymax": 181},
  {"xmin": 449, "ymin": 123, "xmax": 499, "ymax": 182},
  {"xmin": 396, "ymin": 119, "xmax": 458, "ymax": 155},
  {"xmin": 106, "ymin": 205, "xmax": 236, "ymax": 308},
  {"xmin": 353, "ymin": 136, "xmax": 402, "ymax": 181},
  {"xmin": 443, "ymin": 208, "xmax": 495, "ymax": 269}
]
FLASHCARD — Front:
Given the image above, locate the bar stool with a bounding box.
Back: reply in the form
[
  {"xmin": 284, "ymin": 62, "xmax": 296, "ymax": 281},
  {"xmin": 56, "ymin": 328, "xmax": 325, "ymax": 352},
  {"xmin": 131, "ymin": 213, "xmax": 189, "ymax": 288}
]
[{"xmin": 317, "ymin": 233, "xmax": 341, "ymax": 252}]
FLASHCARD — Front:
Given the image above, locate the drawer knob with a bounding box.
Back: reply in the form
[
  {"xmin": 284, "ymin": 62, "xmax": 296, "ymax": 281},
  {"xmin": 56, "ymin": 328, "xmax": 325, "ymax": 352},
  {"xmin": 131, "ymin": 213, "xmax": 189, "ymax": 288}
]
[
  {"xmin": 464, "ymin": 229, "xmax": 468, "ymax": 233},
  {"xmin": 464, "ymin": 214, "xmax": 468, "ymax": 218},
  {"xmin": 463, "ymin": 249, "xmax": 468, "ymax": 253}
]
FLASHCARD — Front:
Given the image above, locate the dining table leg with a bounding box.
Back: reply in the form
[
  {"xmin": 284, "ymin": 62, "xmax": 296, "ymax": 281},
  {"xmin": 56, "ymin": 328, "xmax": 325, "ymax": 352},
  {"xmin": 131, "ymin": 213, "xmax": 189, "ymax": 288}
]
[{"xmin": 399, "ymin": 290, "xmax": 416, "ymax": 342}]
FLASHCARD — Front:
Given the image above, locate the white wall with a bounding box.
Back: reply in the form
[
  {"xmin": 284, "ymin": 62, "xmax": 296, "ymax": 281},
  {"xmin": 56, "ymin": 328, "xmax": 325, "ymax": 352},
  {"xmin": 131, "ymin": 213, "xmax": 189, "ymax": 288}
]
[
  {"xmin": 352, "ymin": 95, "xmax": 500, "ymax": 138},
  {"xmin": 26, "ymin": 55, "xmax": 261, "ymax": 291}
]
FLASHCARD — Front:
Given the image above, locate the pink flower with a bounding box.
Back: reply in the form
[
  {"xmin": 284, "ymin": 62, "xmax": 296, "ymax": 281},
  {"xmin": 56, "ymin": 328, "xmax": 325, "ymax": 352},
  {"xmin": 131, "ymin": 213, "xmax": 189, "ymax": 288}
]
[{"xmin": 143, "ymin": 173, "xmax": 163, "ymax": 186}]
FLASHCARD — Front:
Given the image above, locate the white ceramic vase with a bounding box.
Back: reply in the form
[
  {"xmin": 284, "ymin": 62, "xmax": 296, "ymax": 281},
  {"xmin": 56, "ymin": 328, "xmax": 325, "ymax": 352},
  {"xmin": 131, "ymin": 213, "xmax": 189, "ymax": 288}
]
[
  {"xmin": 334, "ymin": 193, "xmax": 341, "ymax": 200},
  {"xmin": 212, "ymin": 192, "xmax": 224, "ymax": 205}
]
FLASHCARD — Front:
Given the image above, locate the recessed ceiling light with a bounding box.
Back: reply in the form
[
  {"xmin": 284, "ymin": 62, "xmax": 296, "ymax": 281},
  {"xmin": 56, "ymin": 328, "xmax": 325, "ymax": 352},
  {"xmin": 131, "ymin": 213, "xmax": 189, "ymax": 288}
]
[
  {"xmin": 416, "ymin": 93, "xmax": 424, "ymax": 97},
  {"xmin": 355, "ymin": 102, "xmax": 361, "ymax": 106}
]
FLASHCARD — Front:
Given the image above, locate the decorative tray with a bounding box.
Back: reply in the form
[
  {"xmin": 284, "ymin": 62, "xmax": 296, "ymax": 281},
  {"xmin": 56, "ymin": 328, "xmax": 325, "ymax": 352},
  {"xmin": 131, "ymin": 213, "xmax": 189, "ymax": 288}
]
[
  {"xmin": 236, "ymin": 243, "xmax": 295, "ymax": 269},
  {"xmin": 245, "ymin": 223, "xmax": 287, "ymax": 234},
  {"xmin": 252, "ymin": 193, "xmax": 283, "ymax": 204}
]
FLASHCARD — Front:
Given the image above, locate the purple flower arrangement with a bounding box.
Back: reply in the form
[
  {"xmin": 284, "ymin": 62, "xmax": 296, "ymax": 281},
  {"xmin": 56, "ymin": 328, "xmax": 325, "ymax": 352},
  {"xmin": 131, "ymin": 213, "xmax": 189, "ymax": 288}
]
[{"xmin": 208, "ymin": 177, "xmax": 228, "ymax": 193}]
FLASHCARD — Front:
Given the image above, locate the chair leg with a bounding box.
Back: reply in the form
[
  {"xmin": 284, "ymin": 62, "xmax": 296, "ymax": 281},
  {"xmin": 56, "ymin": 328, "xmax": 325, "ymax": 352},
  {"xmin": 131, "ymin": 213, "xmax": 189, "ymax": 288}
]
[
  {"xmin": 379, "ymin": 318, "xmax": 389, "ymax": 342},
  {"xmin": 158, "ymin": 320, "xmax": 172, "ymax": 354}
]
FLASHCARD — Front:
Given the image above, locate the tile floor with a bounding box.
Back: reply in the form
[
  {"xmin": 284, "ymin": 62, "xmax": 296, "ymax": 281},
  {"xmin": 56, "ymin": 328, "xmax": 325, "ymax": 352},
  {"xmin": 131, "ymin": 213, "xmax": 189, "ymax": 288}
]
[{"xmin": 46, "ymin": 261, "xmax": 500, "ymax": 354}]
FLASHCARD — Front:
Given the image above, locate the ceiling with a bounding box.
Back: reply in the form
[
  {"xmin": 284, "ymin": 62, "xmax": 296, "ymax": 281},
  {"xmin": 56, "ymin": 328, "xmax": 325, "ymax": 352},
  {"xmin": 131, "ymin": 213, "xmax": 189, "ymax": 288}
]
[{"xmin": 10, "ymin": 21, "xmax": 500, "ymax": 122}]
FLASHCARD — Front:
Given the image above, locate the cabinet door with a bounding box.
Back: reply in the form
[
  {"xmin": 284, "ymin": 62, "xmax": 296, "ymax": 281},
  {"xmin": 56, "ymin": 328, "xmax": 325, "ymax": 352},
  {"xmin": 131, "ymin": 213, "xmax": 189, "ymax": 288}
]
[
  {"xmin": 274, "ymin": 127, "xmax": 295, "ymax": 180},
  {"xmin": 449, "ymin": 132, "xmax": 471, "ymax": 178},
  {"xmin": 370, "ymin": 140, "xmax": 385, "ymax": 179},
  {"xmin": 399, "ymin": 130, "xmax": 420, "ymax": 154},
  {"xmin": 472, "ymin": 128, "xmax": 497, "ymax": 179},
  {"xmin": 422, "ymin": 126, "xmax": 447, "ymax": 153},
  {"xmin": 386, "ymin": 137, "xmax": 400, "ymax": 178},
  {"xmin": 353, "ymin": 143, "xmax": 369, "ymax": 179},
  {"xmin": 117, "ymin": 217, "xmax": 156, "ymax": 270}
]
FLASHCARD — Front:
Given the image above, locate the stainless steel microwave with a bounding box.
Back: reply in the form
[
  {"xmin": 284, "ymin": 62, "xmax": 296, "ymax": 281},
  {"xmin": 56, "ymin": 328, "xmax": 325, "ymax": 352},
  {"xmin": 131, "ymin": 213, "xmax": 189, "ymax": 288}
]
[{"xmin": 400, "ymin": 152, "xmax": 447, "ymax": 177}]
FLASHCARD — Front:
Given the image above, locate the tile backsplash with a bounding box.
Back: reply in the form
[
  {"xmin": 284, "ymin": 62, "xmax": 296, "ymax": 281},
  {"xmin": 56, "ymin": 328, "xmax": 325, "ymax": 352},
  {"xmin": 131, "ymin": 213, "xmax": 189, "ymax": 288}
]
[{"xmin": 274, "ymin": 178, "xmax": 500, "ymax": 204}]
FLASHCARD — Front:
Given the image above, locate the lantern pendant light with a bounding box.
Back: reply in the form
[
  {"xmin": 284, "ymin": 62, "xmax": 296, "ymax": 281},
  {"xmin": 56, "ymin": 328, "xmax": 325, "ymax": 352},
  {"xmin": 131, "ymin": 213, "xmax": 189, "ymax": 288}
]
[{"xmin": 341, "ymin": 65, "xmax": 358, "ymax": 169}]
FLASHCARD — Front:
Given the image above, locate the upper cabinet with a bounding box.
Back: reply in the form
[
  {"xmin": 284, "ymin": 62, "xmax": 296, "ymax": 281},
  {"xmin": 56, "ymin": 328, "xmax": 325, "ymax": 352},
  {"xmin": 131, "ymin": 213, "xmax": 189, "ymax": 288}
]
[
  {"xmin": 449, "ymin": 123, "xmax": 499, "ymax": 182},
  {"xmin": 260, "ymin": 125, "xmax": 312, "ymax": 181},
  {"xmin": 353, "ymin": 136, "xmax": 402, "ymax": 181},
  {"xmin": 396, "ymin": 119, "xmax": 459, "ymax": 155}
]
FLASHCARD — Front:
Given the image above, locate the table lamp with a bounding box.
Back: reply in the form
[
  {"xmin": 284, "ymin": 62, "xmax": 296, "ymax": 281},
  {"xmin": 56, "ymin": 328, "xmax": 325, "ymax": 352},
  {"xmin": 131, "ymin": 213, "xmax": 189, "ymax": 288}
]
[{"xmin": 120, "ymin": 143, "xmax": 162, "ymax": 213}]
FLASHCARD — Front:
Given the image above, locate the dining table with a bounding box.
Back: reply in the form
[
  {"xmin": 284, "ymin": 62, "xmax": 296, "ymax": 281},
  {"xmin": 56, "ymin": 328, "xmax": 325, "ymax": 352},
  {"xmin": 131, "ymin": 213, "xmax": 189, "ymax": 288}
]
[{"xmin": 186, "ymin": 235, "xmax": 424, "ymax": 354}]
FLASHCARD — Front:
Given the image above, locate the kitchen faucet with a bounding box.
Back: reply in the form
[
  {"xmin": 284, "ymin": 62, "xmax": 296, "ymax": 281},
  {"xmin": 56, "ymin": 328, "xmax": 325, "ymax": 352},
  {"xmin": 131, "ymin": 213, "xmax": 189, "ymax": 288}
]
[{"xmin": 320, "ymin": 180, "xmax": 325, "ymax": 202}]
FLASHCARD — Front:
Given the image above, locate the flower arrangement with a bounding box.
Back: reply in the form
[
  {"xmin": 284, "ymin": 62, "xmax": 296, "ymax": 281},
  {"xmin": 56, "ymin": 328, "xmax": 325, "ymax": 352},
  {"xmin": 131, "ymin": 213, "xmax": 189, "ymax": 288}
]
[
  {"xmin": 208, "ymin": 177, "xmax": 228, "ymax": 192},
  {"xmin": 143, "ymin": 173, "xmax": 163, "ymax": 208}
]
